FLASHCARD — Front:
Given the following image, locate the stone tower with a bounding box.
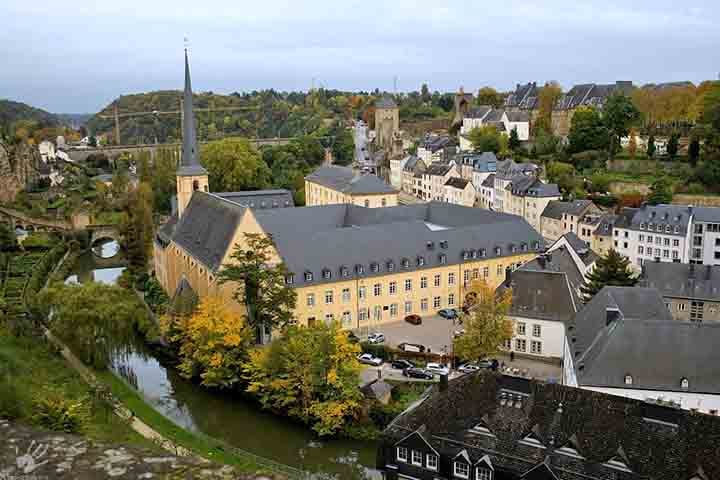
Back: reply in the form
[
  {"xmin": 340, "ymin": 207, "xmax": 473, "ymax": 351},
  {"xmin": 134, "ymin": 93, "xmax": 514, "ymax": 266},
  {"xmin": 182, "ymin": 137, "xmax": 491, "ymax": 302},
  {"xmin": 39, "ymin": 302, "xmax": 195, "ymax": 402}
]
[
  {"xmin": 176, "ymin": 49, "xmax": 208, "ymax": 218},
  {"xmin": 374, "ymin": 95, "xmax": 399, "ymax": 151}
]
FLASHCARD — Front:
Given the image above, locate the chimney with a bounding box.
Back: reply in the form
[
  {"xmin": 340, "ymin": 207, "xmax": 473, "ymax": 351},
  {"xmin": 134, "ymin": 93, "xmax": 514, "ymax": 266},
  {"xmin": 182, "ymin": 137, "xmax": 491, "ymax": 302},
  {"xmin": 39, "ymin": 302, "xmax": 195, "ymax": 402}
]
[
  {"xmin": 606, "ymin": 307, "xmax": 621, "ymax": 326},
  {"xmin": 439, "ymin": 374, "xmax": 449, "ymax": 392}
]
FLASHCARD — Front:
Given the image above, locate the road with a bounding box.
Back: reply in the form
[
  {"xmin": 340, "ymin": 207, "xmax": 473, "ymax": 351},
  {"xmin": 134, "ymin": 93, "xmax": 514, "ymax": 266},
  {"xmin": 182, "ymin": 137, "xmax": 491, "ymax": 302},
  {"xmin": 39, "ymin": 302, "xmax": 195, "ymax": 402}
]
[{"xmin": 353, "ymin": 120, "xmax": 374, "ymax": 169}]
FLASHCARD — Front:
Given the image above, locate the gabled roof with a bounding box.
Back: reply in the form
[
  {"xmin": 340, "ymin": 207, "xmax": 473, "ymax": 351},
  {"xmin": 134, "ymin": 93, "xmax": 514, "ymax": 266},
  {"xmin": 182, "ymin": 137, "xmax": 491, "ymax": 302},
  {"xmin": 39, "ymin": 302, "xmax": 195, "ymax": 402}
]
[
  {"xmin": 640, "ymin": 263, "xmax": 720, "ymax": 302},
  {"xmin": 504, "ymin": 82, "xmax": 539, "ymax": 109},
  {"xmin": 171, "ymin": 192, "xmax": 247, "ymax": 271},
  {"xmin": 484, "ymin": 109, "xmax": 504, "ymax": 122},
  {"xmin": 541, "ymin": 200, "xmax": 594, "ymax": 220},
  {"xmin": 444, "ymin": 177, "xmax": 470, "ymax": 190},
  {"xmin": 560, "ymin": 232, "xmax": 598, "ymax": 266},
  {"xmin": 693, "ymin": 206, "xmax": 720, "ymax": 223},
  {"xmin": 403, "ymin": 155, "xmax": 425, "ymax": 173},
  {"xmin": 620, "ymin": 204, "xmax": 693, "ymax": 236},
  {"xmin": 169, "ymin": 277, "xmax": 199, "ymax": 316},
  {"xmin": 495, "ymin": 159, "xmax": 539, "ymax": 180},
  {"xmin": 424, "ymin": 163, "xmax": 454, "ymax": 176},
  {"xmin": 507, "ymin": 176, "xmax": 560, "ymax": 198},
  {"xmin": 305, "ymin": 166, "xmax": 397, "ymax": 195},
  {"xmin": 481, "ymin": 174, "xmax": 495, "ymax": 188},
  {"xmin": 593, "ymin": 213, "xmax": 617, "ymax": 236},
  {"xmin": 465, "ymin": 106, "xmax": 492, "ymax": 119},
  {"xmin": 505, "ymin": 110, "xmax": 531, "ymax": 122}
]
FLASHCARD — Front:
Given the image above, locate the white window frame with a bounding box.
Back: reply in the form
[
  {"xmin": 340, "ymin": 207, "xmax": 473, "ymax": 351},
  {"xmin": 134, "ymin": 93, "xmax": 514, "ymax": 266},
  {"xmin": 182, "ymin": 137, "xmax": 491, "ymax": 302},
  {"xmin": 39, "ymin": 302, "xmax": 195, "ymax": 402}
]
[
  {"xmin": 342, "ymin": 288, "xmax": 351, "ymax": 302},
  {"xmin": 421, "ymin": 298, "xmax": 428, "ymax": 311},
  {"xmin": 396, "ymin": 446, "xmax": 408, "ymax": 463},
  {"xmin": 374, "ymin": 283, "xmax": 382, "ymax": 296},
  {"xmin": 448, "ymin": 272, "xmax": 455, "ymax": 285},
  {"xmin": 531, "ymin": 340, "xmax": 542, "ymax": 355},
  {"xmin": 434, "ymin": 274, "xmax": 441, "ymax": 287},
  {"xmin": 476, "ymin": 466, "xmax": 493, "ymax": 480},
  {"xmin": 405, "ymin": 279, "xmax": 412, "ymax": 292},
  {"xmin": 389, "ymin": 281, "xmax": 397, "ymax": 295},
  {"xmin": 411, "ymin": 450, "xmax": 422, "ymax": 466},
  {"xmin": 404, "ymin": 301, "xmax": 412, "ymax": 314},
  {"xmin": 390, "ymin": 303, "xmax": 398, "ymax": 317},
  {"xmin": 454, "ymin": 462, "xmax": 470, "ymax": 479},
  {"xmin": 426, "ymin": 453, "xmax": 438, "ymax": 471},
  {"xmin": 421, "ymin": 276, "xmax": 428, "ymax": 289},
  {"xmin": 448, "ymin": 293, "xmax": 455, "ymax": 306},
  {"xmin": 325, "ymin": 290, "xmax": 333, "ymax": 305},
  {"xmin": 532, "ymin": 324, "xmax": 541, "ymax": 337}
]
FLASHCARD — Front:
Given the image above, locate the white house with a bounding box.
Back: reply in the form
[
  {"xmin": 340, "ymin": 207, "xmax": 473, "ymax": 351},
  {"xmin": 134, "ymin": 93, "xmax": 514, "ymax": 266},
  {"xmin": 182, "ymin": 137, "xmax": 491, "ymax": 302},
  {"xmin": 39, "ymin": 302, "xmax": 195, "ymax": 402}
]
[
  {"xmin": 459, "ymin": 107, "xmax": 531, "ymax": 151},
  {"xmin": 38, "ymin": 141, "xmax": 56, "ymax": 163},
  {"xmin": 690, "ymin": 207, "xmax": 720, "ymax": 266},
  {"xmin": 564, "ymin": 286, "xmax": 720, "ymax": 415},
  {"xmin": 419, "ymin": 163, "xmax": 458, "ymax": 202},
  {"xmin": 417, "ymin": 135, "xmax": 453, "ymax": 165},
  {"xmin": 443, "ymin": 177, "xmax": 474, "ymax": 207},
  {"xmin": 390, "ymin": 155, "xmax": 410, "ymax": 190},
  {"xmin": 479, "ymin": 174, "xmax": 495, "ymax": 210},
  {"xmin": 502, "ymin": 111, "xmax": 530, "ymax": 141}
]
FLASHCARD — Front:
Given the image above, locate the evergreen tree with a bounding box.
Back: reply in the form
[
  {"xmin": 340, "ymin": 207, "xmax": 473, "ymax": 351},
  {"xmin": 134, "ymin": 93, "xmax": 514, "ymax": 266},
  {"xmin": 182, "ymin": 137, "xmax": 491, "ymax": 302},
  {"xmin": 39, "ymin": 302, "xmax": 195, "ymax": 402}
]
[
  {"xmin": 647, "ymin": 177, "xmax": 673, "ymax": 205},
  {"xmin": 647, "ymin": 134, "xmax": 656, "ymax": 158},
  {"xmin": 667, "ymin": 131, "xmax": 679, "ymax": 159},
  {"xmin": 0, "ymin": 223, "xmax": 17, "ymax": 251},
  {"xmin": 581, "ymin": 250, "xmax": 637, "ymax": 301},
  {"xmin": 508, "ymin": 128, "xmax": 521, "ymax": 151},
  {"xmin": 689, "ymin": 137, "xmax": 701, "ymax": 166}
]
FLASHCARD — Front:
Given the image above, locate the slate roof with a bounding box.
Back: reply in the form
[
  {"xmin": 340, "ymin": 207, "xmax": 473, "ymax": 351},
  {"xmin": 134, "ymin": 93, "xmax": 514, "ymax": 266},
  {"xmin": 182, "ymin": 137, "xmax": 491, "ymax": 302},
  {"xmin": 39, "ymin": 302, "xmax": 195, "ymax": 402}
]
[
  {"xmin": 693, "ymin": 206, "xmax": 720, "ymax": 223},
  {"xmin": 169, "ymin": 277, "xmax": 199, "ymax": 316},
  {"xmin": 614, "ymin": 204, "xmax": 693, "ymax": 236},
  {"xmin": 495, "ymin": 159, "xmax": 539, "ymax": 180},
  {"xmin": 157, "ymin": 214, "xmax": 180, "ymax": 244},
  {"xmin": 561, "ymin": 232, "xmax": 598, "ymax": 266},
  {"xmin": 502, "ymin": 247, "xmax": 583, "ymax": 323},
  {"xmin": 640, "ymin": 262, "xmax": 720, "ymax": 302},
  {"xmin": 572, "ymin": 287, "xmax": 672, "ymax": 357},
  {"xmin": 375, "ymin": 95, "xmax": 397, "ymax": 109},
  {"xmin": 381, "ymin": 371, "xmax": 720, "ymax": 480},
  {"xmin": 421, "ymin": 135, "xmax": 453, "ymax": 153},
  {"xmin": 505, "ymin": 111, "xmax": 531, "ymax": 122},
  {"xmin": 471, "ymin": 152, "xmax": 499, "ymax": 172},
  {"xmin": 424, "ymin": 163, "xmax": 454, "ymax": 176},
  {"xmin": 252, "ymin": 202, "xmax": 544, "ymax": 287},
  {"xmin": 178, "ymin": 49, "xmax": 207, "ymax": 177},
  {"xmin": 170, "ymin": 192, "xmax": 247, "ymax": 271},
  {"xmin": 484, "ymin": 109, "xmax": 504, "ymax": 122},
  {"xmin": 444, "ymin": 177, "xmax": 471, "ymax": 190},
  {"xmin": 481, "ymin": 174, "xmax": 495, "ymax": 188},
  {"xmin": 215, "ymin": 189, "xmax": 294, "ymax": 209},
  {"xmin": 504, "ymin": 82, "xmax": 539, "ymax": 109},
  {"xmin": 465, "ymin": 106, "xmax": 492, "ymax": 119},
  {"xmin": 402, "ymin": 155, "xmax": 425, "ymax": 173},
  {"xmin": 507, "ymin": 177, "xmax": 560, "ymax": 198},
  {"xmin": 555, "ymin": 81, "xmax": 634, "ymax": 111},
  {"xmin": 541, "ymin": 200, "xmax": 594, "ymax": 220},
  {"xmin": 305, "ymin": 166, "xmax": 397, "ymax": 195}
]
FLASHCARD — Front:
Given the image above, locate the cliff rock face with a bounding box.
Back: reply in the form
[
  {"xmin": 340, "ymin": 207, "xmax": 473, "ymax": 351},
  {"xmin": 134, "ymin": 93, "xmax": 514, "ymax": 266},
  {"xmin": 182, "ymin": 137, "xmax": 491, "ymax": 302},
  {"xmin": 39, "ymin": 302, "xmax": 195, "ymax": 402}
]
[
  {"xmin": 0, "ymin": 419, "xmax": 283, "ymax": 479},
  {"xmin": 0, "ymin": 141, "xmax": 39, "ymax": 203}
]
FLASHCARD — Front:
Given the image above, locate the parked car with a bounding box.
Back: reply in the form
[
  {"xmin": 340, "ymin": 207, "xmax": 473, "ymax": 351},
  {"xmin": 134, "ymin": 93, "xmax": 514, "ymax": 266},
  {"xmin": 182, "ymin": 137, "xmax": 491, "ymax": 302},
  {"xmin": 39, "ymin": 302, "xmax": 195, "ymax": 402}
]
[
  {"xmin": 426, "ymin": 362, "xmax": 450, "ymax": 376},
  {"xmin": 403, "ymin": 367, "xmax": 434, "ymax": 380},
  {"xmin": 391, "ymin": 359, "xmax": 415, "ymax": 370},
  {"xmin": 357, "ymin": 353, "xmax": 383, "ymax": 366},
  {"xmin": 458, "ymin": 363, "xmax": 480, "ymax": 373},
  {"xmin": 453, "ymin": 328, "xmax": 465, "ymax": 338},
  {"xmin": 367, "ymin": 333, "xmax": 385, "ymax": 344},
  {"xmin": 404, "ymin": 314, "xmax": 422, "ymax": 325},
  {"xmin": 438, "ymin": 308, "xmax": 458, "ymax": 320},
  {"xmin": 397, "ymin": 342, "xmax": 426, "ymax": 353}
]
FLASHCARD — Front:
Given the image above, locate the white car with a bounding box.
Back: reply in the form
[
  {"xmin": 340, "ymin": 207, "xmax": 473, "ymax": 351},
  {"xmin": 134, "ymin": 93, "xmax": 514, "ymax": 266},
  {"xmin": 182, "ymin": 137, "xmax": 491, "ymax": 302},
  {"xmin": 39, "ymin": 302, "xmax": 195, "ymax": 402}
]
[
  {"xmin": 426, "ymin": 362, "xmax": 450, "ymax": 376},
  {"xmin": 367, "ymin": 333, "xmax": 385, "ymax": 344},
  {"xmin": 458, "ymin": 363, "xmax": 480, "ymax": 373},
  {"xmin": 357, "ymin": 353, "xmax": 383, "ymax": 366}
]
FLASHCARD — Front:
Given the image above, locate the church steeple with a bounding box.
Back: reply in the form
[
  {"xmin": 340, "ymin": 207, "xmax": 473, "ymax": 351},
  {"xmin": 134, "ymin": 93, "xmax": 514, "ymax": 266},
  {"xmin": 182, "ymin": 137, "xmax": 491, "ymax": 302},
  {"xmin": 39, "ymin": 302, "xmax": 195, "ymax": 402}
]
[{"xmin": 176, "ymin": 48, "xmax": 208, "ymax": 218}]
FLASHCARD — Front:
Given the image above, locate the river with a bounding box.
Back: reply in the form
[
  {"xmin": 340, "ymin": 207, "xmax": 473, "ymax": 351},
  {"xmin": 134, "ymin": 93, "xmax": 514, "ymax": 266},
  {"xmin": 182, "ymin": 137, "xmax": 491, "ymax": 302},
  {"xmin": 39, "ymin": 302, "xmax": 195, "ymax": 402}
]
[{"xmin": 65, "ymin": 240, "xmax": 379, "ymax": 478}]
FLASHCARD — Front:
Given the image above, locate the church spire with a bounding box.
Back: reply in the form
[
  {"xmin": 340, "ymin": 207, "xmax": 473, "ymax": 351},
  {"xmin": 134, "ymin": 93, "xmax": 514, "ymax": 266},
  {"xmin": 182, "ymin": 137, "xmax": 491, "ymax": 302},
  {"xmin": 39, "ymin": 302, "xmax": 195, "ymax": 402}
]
[{"xmin": 178, "ymin": 48, "xmax": 206, "ymax": 176}]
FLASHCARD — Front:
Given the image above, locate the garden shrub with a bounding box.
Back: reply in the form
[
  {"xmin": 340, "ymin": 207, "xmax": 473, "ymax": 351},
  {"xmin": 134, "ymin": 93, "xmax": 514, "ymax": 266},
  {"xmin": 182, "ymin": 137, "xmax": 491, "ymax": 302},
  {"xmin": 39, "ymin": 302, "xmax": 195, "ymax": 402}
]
[{"xmin": 32, "ymin": 389, "xmax": 88, "ymax": 433}]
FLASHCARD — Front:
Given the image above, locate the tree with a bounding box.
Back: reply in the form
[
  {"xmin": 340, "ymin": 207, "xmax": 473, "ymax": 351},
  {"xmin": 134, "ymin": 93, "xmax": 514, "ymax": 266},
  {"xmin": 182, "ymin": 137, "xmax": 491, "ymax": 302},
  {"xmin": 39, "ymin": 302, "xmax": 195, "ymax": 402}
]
[
  {"xmin": 218, "ymin": 233, "xmax": 297, "ymax": 344},
  {"xmin": 468, "ymin": 125, "xmax": 507, "ymax": 155},
  {"xmin": 581, "ymin": 250, "xmax": 637, "ymax": 301},
  {"xmin": 40, "ymin": 283, "xmax": 152, "ymax": 370},
  {"xmin": 0, "ymin": 223, "xmax": 16, "ymax": 251},
  {"xmin": 243, "ymin": 322, "xmax": 362, "ymax": 436},
  {"xmin": 689, "ymin": 136, "xmax": 701, "ymax": 166},
  {"xmin": 119, "ymin": 181, "xmax": 154, "ymax": 271},
  {"xmin": 568, "ymin": 107, "xmax": 610, "ymax": 153},
  {"xmin": 476, "ymin": 87, "xmax": 503, "ymax": 108},
  {"xmin": 667, "ymin": 131, "xmax": 679, "ymax": 159},
  {"xmin": 508, "ymin": 128, "xmax": 521, "ymax": 151},
  {"xmin": 647, "ymin": 177, "xmax": 673, "ymax": 205},
  {"xmin": 603, "ymin": 93, "xmax": 640, "ymax": 154},
  {"xmin": 200, "ymin": 138, "xmax": 271, "ymax": 192},
  {"xmin": 454, "ymin": 280, "xmax": 514, "ymax": 363},
  {"xmin": 533, "ymin": 82, "xmax": 562, "ymax": 135},
  {"xmin": 420, "ymin": 83, "xmax": 431, "ymax": 103},
  {"xmin": 627, "ymin": 127, "xmax": 638, "ymax": 158},
  {"xmin": 171, "ymin": 296, "xmax": 253, "ymax": 388},
  {"xmin": 647, "ymin": 134, "xmax": 656, "ymax": 158}
]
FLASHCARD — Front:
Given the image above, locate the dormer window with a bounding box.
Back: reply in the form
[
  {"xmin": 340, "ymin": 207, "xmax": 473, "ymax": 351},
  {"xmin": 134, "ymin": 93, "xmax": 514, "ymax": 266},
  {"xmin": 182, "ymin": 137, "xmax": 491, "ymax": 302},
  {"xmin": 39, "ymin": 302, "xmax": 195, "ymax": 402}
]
[
  {"xmin": 674, "ymin": 226, "xmax": 680, "ymax": 233},
  {"xmin": 322, "ymin": 268, "xmax": 332, "ymax": 280},
  {"xmin": 656, "ymin": 224, "xmax": 663, "ymax": 232},
  {"xmin": 340, "ymin": 266, "xmax": 349, "ymax": 277},
  {"xmin": 371, "ymin": 262, "xmax": 380, "ymax": 273},
  {"xmin": 648, "ymin": 222, "xmax": 654, "ymax": 230},
  {"xmin": 640, "ymin": 223, "xmax": 646, "ymax": 230},
  {"xmin": 521, "ymin": 243, "xmax": 527, "ymax": 251},
  {"xmin": 454, "ymin": 462, "xmax": 470, "ymax": 479},
  {"xmin": 471, "ymin": 250, "xmax": 478, "ymax": 259},
  {"xmin": 417, "ymin": 256, "xmax": 425, "ymax": 266},
  {"xmin": 510, "ymin": 244, "xmax": 517, "ymax": 253},
  {"xmin": 665, "ymin": 225, "xmax": 671, "ymax": 233},
  {"xmin": 624, "ymin": 374, "xmax": 633, "ymax": 385},
  {"xmin": 463, "ymin": 251, "xmax": 470, "ymax": 260},
  {"xmin": 356, "ymin": 264, "xmax": 365, "ymax": 275},
  {"xmin": 387, "ymin": 260, "xmax": 395, "ymax": 272},
  {"xmin": 440, "ymin": 240, "xmax": 448, "ymax": 249},
  {"xmin": 285, "ymin": 274, "xmax": 295, "ymax": 285},
  {"xmin": 304, "ymin": 271, "xmax": 313, "ymax": 282},
  {"xmin": 402, "ymin": 258, "xmax": 410, "ymax": 269},
  {"xmin": 479, "ymin": 248, "xmax": 486, "ymax": 257},
  {"xmin": 533, "ymin": 241, "xmax": 540, "ymax": 250},
  {"xmin": 495, "ymin": 246, "xmax": 502, "ymax": 256},
  {"xmin": 439, "ymin": 253, "xmax": 447, "ymax": 264},
  {"xmin": 681, "ymin": 377, "xmax": 689, "ymax": 389}
]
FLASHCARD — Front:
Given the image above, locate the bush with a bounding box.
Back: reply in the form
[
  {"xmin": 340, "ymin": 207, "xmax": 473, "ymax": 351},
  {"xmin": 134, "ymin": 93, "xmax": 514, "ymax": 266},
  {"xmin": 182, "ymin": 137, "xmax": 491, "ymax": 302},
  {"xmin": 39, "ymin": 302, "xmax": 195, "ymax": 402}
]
[{"xmin": 32, "ymin": 390, "xmax": 88, "ymax": 433}]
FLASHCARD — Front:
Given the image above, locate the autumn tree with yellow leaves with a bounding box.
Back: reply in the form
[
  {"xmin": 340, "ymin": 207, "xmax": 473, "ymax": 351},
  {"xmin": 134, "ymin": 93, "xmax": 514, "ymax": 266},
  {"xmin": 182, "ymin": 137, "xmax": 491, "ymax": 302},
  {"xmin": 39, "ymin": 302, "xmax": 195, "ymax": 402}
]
[
  {"xmin": 243, "ymin": 322, "xmax": 362, "ymax": 436},
  {"xmin": 164, "ymin": 296, "xmax": 253, "ymax": 388},
  {"xmin": 454, "ymin": 280, "xmax": 514, "ymax": 363}
]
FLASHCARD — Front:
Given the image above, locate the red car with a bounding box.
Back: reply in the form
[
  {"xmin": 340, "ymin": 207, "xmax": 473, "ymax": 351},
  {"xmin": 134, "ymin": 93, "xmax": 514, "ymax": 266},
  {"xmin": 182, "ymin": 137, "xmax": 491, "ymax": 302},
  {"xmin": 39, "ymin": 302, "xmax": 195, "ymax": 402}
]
[{"xmin": 404, "ymin": 314, "xmax": 422, "ymax": 325}]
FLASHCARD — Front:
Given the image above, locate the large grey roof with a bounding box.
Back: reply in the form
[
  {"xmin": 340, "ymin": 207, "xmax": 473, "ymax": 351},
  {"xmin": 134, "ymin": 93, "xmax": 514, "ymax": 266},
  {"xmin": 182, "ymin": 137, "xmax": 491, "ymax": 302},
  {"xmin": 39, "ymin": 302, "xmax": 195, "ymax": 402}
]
[
  {"xmin": 541, "ymin": 200, "xmax": 594, "ymax": 220},
  {"xmin": 507, "ymin": 176, "xmax": 560, "ymax": 198},
  {"xmin": 215, "ymin": 189, "xmax": 294, "ymax": 209},
  {"xmin": 464, "ymin": 106, "xmax": 492, "ymax": 119},
  {"xmin": 503, "ymin": 247, "xmax": 583, "ymax": 322},
  {"xmin": 640, "ymin": 262, "xmax": 720, "ymax": 302},
  {"xmin": 483, "ymin": 109, "xmax": 504, "ymax": 122},
  {"xmin": 495, "ymin": 159, "xmax": 538, "ymax": 180},
  {"xmin": 593, "ymin": 213, "xmax": 617, "ymax": 236},
  {"xmin": 305, "ymin": 166, "xmax": 397, "ymax": 195},
  {"xmin": 561, "ymin": 232, "xmax": 598, "ymax": 266},
  {"xmin": 616, "ymin": 204, "xmax": 692, "ymax": 236},
  {"xmin": 421, "ymin": 135, "xmax": 453, "ymax": 153},
  {"xmin": 505, "ymin": 110, "xmax": 530, "ymax": 122},
  {"xmin": 177, "ymin": 49, "xmax": 207, "ymax": 177},
  {"xmin": 572, "ymin": 287, "xmax": 672, "ymax": 360},
  {"xmin": 252, "ymin": 202, "xmax": 544, "ymax": 287},
  {"xmin": 556, "ymin": 81, "xmax": 634, "ymax": 111},
  {"xmin": 504, "ymin": 82, "xmax": 539, "ymax": 109},
  {"xmin": 578, "ymin": 319, "xmax": 720, "ymax": 394},
  {"xmin": 402, "ymin": 155, "xmax": 425, "ymax": 173},
  {"xmin": 375, "ymin": 95, "xmax": 397, "ymax": 109},
  {"xmin": 171, "ymin": 192, "xmax": 247, "ymax": 271},
  {"xmin": 481, "ymin": 174, "xmax": 495, "ymax": 188},
  {"xmin": 693, "ymin": 206, "xmax": 720, "ymax": 222}
]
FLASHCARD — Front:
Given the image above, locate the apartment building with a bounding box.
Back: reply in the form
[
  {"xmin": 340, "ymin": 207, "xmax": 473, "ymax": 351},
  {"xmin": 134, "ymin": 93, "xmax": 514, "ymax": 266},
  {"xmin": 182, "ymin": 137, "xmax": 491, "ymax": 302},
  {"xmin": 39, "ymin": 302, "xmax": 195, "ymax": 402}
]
[
  {"xmin": 419, "ymin": 163, "xmax": 458, "ymax": 202},
  {"xmin": 540, "ymin": 200, "xmax": 603, "ymax": 242},
  {"xmin": 443, "ymin": 177, "xmax": 474, "ymax": 207},
  {"xmin": 504, "ymin": 176, "xmax": 560, "ymax": 232},
  {"xmin": 305, "ymin": 165, "xmax": 399, "ymax": 208}
]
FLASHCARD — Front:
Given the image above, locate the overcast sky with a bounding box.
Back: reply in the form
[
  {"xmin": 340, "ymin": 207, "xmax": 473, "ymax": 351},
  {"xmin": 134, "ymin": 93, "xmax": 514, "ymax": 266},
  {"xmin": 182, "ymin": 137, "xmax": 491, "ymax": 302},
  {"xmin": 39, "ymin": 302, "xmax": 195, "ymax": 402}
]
[{"xmin": 1, "ymin": 0, "xmax": 718, "ymax": 113}]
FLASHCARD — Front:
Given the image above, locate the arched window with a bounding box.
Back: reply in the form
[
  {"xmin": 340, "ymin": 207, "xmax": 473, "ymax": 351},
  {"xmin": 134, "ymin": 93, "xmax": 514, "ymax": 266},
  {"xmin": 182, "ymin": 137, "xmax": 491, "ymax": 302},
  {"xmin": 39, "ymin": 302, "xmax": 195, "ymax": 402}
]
[
  {"xmin": 681, "ymin": 377, "xmax": 689, "ymax": 389},
  {"xmin": 192, "ymin": 180, "xmax": 199, "ymax": 191},
  {"xmin": 624, "ymin": 374, "xmax": 633, "ymax": 385}
]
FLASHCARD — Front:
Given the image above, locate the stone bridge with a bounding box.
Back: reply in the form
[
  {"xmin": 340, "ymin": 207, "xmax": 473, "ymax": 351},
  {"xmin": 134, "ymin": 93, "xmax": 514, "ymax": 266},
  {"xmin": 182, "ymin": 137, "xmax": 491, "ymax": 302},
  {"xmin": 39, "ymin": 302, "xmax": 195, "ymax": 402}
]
[
  {"xmin": 0, "ymin": 206, "xmax": 73, "ymax": 232},
  {"xmin": 65, "ymin": 137, "xmax": 295, "ymax": 162},
  {"xmin": 86, "ymin": 224, "xmax": 121, "ymax": 245}
]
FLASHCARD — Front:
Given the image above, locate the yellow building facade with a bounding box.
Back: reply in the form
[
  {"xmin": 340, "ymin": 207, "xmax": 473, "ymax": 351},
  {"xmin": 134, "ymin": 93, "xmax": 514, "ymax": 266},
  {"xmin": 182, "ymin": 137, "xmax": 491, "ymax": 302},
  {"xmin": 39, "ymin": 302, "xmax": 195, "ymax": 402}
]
[{"xmin": 304, "ymin": 165, "xmax": 398, "ymax": 208}]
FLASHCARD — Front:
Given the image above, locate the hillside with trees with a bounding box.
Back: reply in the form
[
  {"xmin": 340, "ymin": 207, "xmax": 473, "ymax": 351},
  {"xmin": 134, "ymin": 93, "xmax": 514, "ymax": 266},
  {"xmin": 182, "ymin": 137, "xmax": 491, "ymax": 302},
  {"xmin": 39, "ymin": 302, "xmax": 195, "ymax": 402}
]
[{"xmin": 0, "ymin": 99, "xmax": 64, "ymax": 132}]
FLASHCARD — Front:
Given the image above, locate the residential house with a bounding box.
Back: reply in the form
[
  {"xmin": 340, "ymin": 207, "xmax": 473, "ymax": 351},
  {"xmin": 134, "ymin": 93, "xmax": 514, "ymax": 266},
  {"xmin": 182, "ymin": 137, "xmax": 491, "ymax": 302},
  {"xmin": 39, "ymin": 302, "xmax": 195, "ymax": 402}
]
[
  {"xmin": 455, "ymin": 152, "xmax": 497, "ymax": 182},
  {"xmin": 499, "ymin": 245, "xmax": 584, "ymax": 364},
  {"xmin": 419, "ymin": 163, "xmax": 458, "ymax": 202},
  {"xmin": 417, "ymin": 134, "xmax": 454, "ymax": 165},
  {"xmin": 612, "ymin": 204, "xmax": 693, "ymax": 269},
  {"xmin": 492, "ymin": 160, "xmax": 539, "ymax": 212},
  {"xmin": 504, "ymin": 82, "xmax": 540, "ymax": 110},
  {"xmin": 390, "ymin": 155, "xmax": 410, "ymax": 190},
  {"xmin": 552, "ymin": 81, "xmax": 634, "ymax": 136},
  {"xmin": 38, "ymin": 140, "xmax": 56, "ymax": 163},
  {"xmin": 305, "ymin": 165, "xmax": 399, "ymax": 208},
  {"xmin": 443, "ymin": 177, "xmax": 474, "ymax": 207},
  {"xmin": 591, "ymin": 213, "xmax": 617, "ymax": 257},
  {"xmin": 565, "ymin": 285, "xmax": 720, "ymax": 414},
  {"xmin": 539, "ymin": 200, "xmax": 602, "ymax": 243},
  {"xmin": 401, "ymin": 156, "xmax": 426, "ymax": 196},
  {"xmin": 501, "ymin": 111, "xmax": 530, "ymax": 141},
  {"xmin": 479, "ymin": 174, "xmax": 495, "ymax": 210},
  {"xmin": 640, "ymin": 262, "xmax": 720, "ymax": 322},
  {"xmin": 458, "ymin": 106, "xmax": 492, "ymax": 151},
  {"xmin": 547, "ymin": 232, "xmax": 598, "ymax": 276},
  {"xmin": 379, "ymin": 370, "xmax": 720, "ymax": 480},
  {"xmin": 459, "ymin": 108, "xmax": 531, "ymax": 151},
  {"xmin": 689, "ymin": 207, "xmax": 720, "ymax": 265},
  {"xmin": 504, "ymin": 176, "xmax": 560, "ymax": 232}
]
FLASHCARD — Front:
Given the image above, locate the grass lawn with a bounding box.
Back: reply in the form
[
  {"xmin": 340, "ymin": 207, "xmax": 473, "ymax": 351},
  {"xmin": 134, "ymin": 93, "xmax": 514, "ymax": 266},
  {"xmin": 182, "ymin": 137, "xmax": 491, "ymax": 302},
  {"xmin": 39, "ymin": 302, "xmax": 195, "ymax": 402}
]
[
  {"xmin": 96, "ymin": 370, "xmax": 288, "ymax": 475},
  {"xmin": 0, "ymin": 329, "xmax": 156, "ymax": 449}
]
